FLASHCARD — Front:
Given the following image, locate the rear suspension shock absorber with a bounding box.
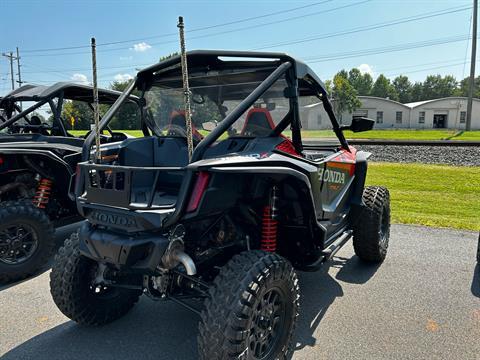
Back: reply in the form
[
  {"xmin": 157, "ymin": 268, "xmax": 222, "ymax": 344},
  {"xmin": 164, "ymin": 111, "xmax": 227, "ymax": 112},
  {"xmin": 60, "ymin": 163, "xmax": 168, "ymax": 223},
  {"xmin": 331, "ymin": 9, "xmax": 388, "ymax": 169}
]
[
  {"xmin": 261, "ymin": 186, "xmax": 278, "ymax": 252},
  {"xmin": 33, "ymin": 178, "xmax": 53, "ymax": 209}
]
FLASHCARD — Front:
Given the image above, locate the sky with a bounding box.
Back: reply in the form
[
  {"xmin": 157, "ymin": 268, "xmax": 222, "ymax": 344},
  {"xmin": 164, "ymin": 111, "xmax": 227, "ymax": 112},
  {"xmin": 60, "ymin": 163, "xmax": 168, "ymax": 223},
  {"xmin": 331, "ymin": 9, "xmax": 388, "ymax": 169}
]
[{"xmin": 0, "ymin": 0, "xmax": 475, "ymax": 96}]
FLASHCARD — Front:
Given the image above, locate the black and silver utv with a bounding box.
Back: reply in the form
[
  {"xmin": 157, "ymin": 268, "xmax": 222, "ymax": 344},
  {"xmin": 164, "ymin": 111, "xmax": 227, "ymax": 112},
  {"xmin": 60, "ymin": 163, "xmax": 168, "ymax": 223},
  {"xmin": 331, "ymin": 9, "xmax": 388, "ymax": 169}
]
[
  {"xmin": 0, "ymin": 82, "xmax": 142, "ymax": 282},
  {"xmin": 50, "ymin": 51, "xmax": 391, "ymax": 360}
]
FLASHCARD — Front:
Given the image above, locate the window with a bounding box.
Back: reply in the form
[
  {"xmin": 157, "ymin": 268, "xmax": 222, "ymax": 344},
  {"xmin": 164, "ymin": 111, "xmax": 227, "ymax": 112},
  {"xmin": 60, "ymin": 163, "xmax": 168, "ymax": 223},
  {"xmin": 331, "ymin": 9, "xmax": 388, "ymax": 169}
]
[
  {"xmin": 460, "ymin": 111, "xmax": 466, "ymax": 123},
  {"xmin": 396, "ymin": 111, "xmax": 402, "ymax": 124},
  {"xmin": 353, "ymin": 109, "xmax": 368, "ymax": 118},
  {"xmin": 419, "ymin": 111, "xmax": 425, "ymax": 124},
  {"xmin": 376, "ymin": 111, "xmax": 383, "ymax": 124}
]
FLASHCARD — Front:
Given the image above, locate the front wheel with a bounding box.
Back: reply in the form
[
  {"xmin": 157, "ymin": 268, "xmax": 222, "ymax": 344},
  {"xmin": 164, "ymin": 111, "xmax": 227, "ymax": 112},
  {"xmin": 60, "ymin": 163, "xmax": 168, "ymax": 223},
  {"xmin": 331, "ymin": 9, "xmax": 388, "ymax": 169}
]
[
  {"xmin": 353, "ymin": 186, "xmax": 391, "ymax": 263},
  {"xmin": 50, "ymin": 232, "xmax": 142, "ymax": 325},
  {"xmin": 198, "ymin": 251, "xmax": 300, "ymax": 360},
  {"xmin": 0, "ymin": 201, "xmax": 55, "ymax": 283}
]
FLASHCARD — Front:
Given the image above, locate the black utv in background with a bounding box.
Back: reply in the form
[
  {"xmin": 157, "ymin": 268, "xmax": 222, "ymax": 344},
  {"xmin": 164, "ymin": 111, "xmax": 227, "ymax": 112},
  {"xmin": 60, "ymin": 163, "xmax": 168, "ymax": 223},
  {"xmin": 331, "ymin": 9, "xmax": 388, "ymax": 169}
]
[
  {"xmin": 50, "ymin": 51, "xmax": 391, "ymax": 360},
  {"xmin": 0, "ymin": 83, "xmax": 142, "ymax": 282}
]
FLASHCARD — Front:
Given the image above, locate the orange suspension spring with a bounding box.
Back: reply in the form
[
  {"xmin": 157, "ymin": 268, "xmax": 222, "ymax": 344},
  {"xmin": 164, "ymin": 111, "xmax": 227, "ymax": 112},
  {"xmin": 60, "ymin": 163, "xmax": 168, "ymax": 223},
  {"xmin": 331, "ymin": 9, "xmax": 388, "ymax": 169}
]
[
  {"xmin": 33, "ymin": 178, "xmax": 53, "ymax": 209},
  {"xmin": 261, "ymin": 206, "xmax": 278, "ymax": 252}
]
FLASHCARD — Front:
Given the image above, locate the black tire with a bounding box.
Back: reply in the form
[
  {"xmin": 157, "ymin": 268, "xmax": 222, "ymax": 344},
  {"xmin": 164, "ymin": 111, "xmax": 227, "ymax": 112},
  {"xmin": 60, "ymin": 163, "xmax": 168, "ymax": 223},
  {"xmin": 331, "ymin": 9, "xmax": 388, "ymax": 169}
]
[
  {"xmin": 0, "ymin": 201, "xmax": 55, "ymax": 283},
  {"xmin": 353, "ymin": 186, "xmax": 391, "ymax": 263},
  {"xmin": 198, "ymin": 251, "xmax": 300, "ymax": 360},
  {"xmin": 50, "ymin": 232, "xmax": 141, "ymax": 325}
]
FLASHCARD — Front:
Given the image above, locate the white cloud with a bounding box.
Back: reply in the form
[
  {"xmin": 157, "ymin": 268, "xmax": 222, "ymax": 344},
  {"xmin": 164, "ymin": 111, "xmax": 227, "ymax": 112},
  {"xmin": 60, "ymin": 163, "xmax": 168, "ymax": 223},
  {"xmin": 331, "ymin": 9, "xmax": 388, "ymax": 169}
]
[
  {"xmin": 132, "ymin": 42, "xmax": 152, "ymax": 52},
  {"xmin": 357, "ymin": 63, "xmax": 374, "ymax": 77},
  {"xmin": 114, "ymin": 73, "xmax": 133, "ymax": 82},
  {"xmin": 71, "ymin": 73, "xmax": 88, "ymax": 84}
]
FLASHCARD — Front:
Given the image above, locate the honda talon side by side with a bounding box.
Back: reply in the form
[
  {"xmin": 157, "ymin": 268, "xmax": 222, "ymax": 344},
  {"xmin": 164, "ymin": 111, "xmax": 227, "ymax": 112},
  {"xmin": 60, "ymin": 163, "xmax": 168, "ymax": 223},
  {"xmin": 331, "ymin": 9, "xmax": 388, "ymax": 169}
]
[
  {"xmin": 0, "ymin": 82, "xmax": 143, "ymax": 282},
  {"xmin": 50, "ymin": 50, "xmax": 391, "ymax": 360}
]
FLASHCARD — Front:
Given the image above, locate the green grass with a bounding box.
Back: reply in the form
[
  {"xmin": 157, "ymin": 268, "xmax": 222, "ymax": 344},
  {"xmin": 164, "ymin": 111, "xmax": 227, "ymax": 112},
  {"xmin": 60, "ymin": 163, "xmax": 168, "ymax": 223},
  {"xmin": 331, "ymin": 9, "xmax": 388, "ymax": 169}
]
[
  {"xmin": 71, "ymin": 129, "xmax": 480, "ymax": 141},
  {"xmin": 66, "ymin": 132, "xmax": 480, "ymax": 230},
  {"xmin": 286, "ymin": 129, "xmax": 480, "ymax": 140},
  {"xmin": 366, "ymin": 162, "xmax": 480, "ymax": 231}
]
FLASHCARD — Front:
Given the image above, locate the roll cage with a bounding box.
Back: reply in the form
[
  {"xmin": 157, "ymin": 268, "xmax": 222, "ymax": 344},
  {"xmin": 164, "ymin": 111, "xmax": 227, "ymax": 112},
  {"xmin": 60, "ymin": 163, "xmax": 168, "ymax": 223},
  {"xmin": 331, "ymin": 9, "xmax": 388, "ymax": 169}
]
[
  {"xmin": 82, "ymin": 50, "xmax": 349, "ymax": 161},
  {"xmin": 0, "ymin": 82, "xmax": 145, "ymax": 137}
]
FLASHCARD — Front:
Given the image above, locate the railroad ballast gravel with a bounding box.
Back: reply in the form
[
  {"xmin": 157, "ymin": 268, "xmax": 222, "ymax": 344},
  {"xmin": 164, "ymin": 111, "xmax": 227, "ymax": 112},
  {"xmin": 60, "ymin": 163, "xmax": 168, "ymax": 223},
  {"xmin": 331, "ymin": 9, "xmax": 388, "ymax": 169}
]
[{"xmin": 357, "ymin": 145, "xmax": 480, "ymax": 166}]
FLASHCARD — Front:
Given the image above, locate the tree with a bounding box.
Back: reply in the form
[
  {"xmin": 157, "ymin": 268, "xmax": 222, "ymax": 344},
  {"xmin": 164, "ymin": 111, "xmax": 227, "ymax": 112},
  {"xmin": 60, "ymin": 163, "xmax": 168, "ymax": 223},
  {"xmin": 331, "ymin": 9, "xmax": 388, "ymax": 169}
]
[
  {"xmin": 421, "ymin": 75, "xmax": 457, "ymax": 100},
  {"xmin": 370, "ymin": 74, "xmax": 399, "ymax": 101},
  {"xmin": 454, "ymin": 76, "xmax": 480, "ymax": 97},
  {"xmin": 159, "ymin": 52, "xmax": 179, "ymax": 61},
  {"xmin": 392, "ymin": 75, "xmax": 412, "ymax": 103},
  {"xmin": 61, "ymin": 100, "xmax": 93, "ymax": 130},
  {"xmin": 108, "ymin": 80, "xmax": 141, "ymax": 130},
  {"xmin": 410, "ymin": 82, "xmax": 423, "ymax": 102},
  {"xmin": 348, "ymin": 68, "xmax": 373, "ymax": 95},
  {"xmin": 330, "ymin": 71, "xmax": 361, "ymax": 123}
]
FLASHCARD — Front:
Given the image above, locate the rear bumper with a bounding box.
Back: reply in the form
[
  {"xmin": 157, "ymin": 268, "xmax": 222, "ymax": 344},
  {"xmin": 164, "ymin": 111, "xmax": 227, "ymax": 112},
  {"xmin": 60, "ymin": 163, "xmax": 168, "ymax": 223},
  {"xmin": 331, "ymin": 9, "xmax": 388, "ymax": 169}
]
[
  {"xmin": 78, "ymin": 222, "xmax": 169, "ymax": 272},
  {"xmin": 78, "ymin": 200, "xmax": 174, "ymax": 232}
]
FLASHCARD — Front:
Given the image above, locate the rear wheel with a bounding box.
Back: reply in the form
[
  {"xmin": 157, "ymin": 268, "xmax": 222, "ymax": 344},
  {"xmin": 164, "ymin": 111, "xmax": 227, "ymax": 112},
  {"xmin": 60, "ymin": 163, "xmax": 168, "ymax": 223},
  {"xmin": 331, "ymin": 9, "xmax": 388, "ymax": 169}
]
[
  {"xmin": 0, "ymin": 201, "xmax": 55, "ymax": 283},
  {"xmin": 50, "ymin": 232, "xmax": 142, "ymax": 325},
  {"xmin": 353, "ymin": 186, "xmax": 391, "ymax": 263},
  {"xmin": 198, "ymin": 251, "xmax": 300, "ymax": 360}
]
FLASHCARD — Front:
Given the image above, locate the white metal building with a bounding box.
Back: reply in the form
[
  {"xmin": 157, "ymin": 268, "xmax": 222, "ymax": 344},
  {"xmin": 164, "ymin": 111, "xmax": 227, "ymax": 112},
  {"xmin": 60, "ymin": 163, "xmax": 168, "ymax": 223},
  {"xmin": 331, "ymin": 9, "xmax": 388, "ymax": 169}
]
[{"xmin": 303, "ymin": 96, "xmax": 480, "ymax": 130}]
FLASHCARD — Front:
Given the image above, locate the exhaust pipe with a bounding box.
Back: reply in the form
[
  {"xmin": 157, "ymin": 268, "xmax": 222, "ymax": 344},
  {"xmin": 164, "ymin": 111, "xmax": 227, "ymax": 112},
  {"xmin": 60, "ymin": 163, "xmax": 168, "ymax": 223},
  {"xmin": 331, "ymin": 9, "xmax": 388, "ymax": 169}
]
[
  {"xmin": 171, "ymin": 251, "xmax": 196, "ymax": 276},
  {"xmin": 161, "ymin": 238, "xmax": 196, "ymax": 276}
]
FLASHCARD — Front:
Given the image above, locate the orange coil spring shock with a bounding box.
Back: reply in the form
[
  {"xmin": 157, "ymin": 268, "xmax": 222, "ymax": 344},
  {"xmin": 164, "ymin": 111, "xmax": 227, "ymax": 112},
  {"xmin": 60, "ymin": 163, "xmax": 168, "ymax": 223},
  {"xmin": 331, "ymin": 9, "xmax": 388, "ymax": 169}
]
[
  {"xmin": 261, "ymin": 206, "xmax": 278, "ymax": 252},
  {"xmin": 33, "ymin": 178, "xmax": 53, "ymax": 209}
]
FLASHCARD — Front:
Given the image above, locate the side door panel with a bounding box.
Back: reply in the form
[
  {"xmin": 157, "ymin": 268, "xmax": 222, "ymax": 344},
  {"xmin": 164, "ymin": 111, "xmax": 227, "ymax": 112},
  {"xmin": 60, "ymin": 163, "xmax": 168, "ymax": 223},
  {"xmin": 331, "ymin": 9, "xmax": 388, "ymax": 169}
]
[{"xmin": 319, "ymin": 149, "xmax": 356, "ymax": 235}]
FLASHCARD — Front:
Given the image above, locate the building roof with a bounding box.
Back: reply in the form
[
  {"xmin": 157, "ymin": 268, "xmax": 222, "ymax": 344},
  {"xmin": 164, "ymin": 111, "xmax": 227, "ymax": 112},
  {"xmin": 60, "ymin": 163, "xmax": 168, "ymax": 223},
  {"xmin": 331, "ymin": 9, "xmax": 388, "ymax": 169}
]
[
  {"xmin": 404, "ymin": 96, "xmax": 480, "ymax": 108},
  {"xmin": 358, "ymin": 96, "xmax": 411, "ymax": 109}
]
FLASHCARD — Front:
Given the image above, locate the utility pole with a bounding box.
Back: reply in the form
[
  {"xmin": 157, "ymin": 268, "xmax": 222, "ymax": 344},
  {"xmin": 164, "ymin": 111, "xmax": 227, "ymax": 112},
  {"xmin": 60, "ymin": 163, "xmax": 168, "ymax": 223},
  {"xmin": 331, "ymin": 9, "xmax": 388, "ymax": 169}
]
[
  {"xmin": 2, "ymin": 52, "xmax": 15, "ymax": 90},
  {"xmin": 16, "ymin": 47, "xmax": 22, "ymax": 88},
  {"xmin": 466, "ymin": 0, "xmax": 478, "ymax": 131}
]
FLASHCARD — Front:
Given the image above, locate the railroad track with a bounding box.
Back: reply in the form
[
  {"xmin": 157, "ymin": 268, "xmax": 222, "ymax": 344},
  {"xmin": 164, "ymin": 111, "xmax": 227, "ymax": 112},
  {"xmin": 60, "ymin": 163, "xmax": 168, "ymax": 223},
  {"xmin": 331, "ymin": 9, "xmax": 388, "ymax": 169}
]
[{"xmin": 304, "ymin": 139, "xmax": 480, "ymax": 146}]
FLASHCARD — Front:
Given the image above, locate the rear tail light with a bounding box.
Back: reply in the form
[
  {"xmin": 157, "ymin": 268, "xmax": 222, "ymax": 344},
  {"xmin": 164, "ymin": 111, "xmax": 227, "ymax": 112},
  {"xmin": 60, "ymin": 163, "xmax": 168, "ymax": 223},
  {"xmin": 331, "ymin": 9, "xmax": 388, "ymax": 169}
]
[
  {"xmin": 186, "ymin": 171, "xmax": 210, "ymax": 213},
  {"xmin": 275, "ymin": 140, "xmax": 300, "ymax": 156}
]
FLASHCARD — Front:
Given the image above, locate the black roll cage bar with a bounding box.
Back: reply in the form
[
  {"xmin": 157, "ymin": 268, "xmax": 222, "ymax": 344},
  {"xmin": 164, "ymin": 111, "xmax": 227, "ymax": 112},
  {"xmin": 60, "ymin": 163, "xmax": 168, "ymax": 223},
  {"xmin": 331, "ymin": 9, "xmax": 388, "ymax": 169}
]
[
  {"xmin": 81, "ymin": 51, "xmax": 349, "ymax": 162},
  {"xmin": 0, "ymin": 87, "xmax": 145, "ymax": 139}
]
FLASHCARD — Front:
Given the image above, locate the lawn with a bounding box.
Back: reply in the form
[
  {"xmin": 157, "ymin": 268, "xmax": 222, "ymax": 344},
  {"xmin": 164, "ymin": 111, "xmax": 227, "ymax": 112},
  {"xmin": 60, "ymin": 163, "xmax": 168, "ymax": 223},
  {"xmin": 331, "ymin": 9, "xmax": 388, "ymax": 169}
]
[
  {"xmin": 70, "ymin": 130, "xmax": 479, "ymax": 230},
  {"xmin": 366, "ymin": 162, "xmax": 480, "ymax": 231},
  {"xmin": 71, "ymin": 129, "xmax": 480, "ymax": 141}
]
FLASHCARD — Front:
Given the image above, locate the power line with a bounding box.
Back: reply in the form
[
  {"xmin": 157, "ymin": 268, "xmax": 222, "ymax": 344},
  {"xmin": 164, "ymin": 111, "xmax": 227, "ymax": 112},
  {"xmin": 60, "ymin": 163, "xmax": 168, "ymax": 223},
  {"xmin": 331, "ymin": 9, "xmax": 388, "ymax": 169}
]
[
  {"xmin": 21, "ymin": 62, "xmax": 152, "ymax": 74},
  {"xmin": 20, "ymin": 1, "xmax": 335, "ymax": 53},
  {"xmin": 17, "ymin": 5, "xmax": 472, "ymax": 80},
  {"xmin": 21, "ymin": 35, "xmax": 473, "ymax": 85},
  {"xmin": 376, "ymin": 58, "xmax": 466, "ymax": 73},
  {"xmin": 253, "ymin": 5, "xmax": 471, "ymax": 50},
  {"xmin": 305, "ymin": 34, "xmax": 471, "ymax": 63},
  {"xmin": 20, "ymin": 0, "xmax": 371, "ymax": 58},
  {"xmin": 384, "ymin": 60, "xmax": 480, "ymax": 77}
]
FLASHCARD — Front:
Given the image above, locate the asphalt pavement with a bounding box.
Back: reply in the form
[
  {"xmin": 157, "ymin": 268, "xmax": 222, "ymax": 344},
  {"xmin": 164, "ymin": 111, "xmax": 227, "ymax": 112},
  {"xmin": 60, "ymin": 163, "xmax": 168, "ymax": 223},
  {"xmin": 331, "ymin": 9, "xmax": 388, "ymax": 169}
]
[{"xmin": 0, "ymin": 224, "xmax": 478, "ymax": 360}]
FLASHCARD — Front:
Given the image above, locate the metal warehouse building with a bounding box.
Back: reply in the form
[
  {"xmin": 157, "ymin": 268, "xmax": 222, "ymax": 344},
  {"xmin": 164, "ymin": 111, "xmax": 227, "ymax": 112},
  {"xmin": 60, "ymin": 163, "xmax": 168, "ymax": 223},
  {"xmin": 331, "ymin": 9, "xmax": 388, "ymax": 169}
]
[{"xmin": 304, "ymin": 96, "xmax": 480, "ymax": 130}]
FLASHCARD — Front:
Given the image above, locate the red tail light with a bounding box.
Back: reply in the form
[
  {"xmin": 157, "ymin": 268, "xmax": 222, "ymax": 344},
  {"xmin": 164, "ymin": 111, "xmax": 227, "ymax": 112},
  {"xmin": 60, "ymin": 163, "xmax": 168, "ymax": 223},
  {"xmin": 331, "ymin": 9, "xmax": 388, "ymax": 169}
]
[
  {"xmin": 275, "ymin": 140, "xmax": 300, "ymax": 156},
  {"xmin": 186, "ymin": 171, "xmax": 210, "ymax": 212}
]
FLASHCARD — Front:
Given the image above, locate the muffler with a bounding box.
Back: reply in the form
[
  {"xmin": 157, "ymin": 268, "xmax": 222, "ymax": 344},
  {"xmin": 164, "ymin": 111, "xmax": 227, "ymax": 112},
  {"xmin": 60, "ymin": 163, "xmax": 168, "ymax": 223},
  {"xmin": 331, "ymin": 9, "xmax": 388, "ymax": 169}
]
[{"xmin": 161, "ymin": 237, "xmax": 196, "ymax": 276}]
